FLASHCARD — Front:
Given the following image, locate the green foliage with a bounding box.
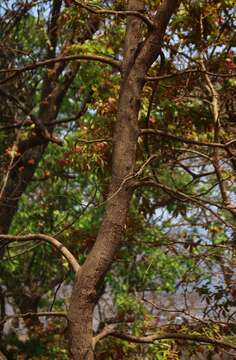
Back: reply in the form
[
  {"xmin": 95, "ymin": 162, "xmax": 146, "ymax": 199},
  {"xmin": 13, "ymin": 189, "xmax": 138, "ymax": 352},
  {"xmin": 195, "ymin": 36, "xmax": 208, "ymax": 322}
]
[{"xmin": 0, "ymin": 0, "xmax": 236, "ymax": 358}]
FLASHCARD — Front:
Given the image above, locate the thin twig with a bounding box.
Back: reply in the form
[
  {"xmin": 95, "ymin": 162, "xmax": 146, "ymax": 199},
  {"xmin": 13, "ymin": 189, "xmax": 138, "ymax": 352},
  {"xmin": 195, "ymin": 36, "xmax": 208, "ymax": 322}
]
[
  {"xmin": 140, "ymin": 129, "xmax": 236, "ymax": 150},
  {"xmin": 146, "ymin": 69, "xmax": 236, "ymax": 81}
]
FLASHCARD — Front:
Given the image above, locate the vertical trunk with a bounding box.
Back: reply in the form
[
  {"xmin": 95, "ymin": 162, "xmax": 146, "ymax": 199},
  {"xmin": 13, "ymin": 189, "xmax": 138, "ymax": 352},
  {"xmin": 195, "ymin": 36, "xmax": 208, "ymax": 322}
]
[
  {"xmin": 68, "ymin": 0, "xmax": 145, "ymax": 357},
  {"xmin": 68, "ymin": 1, "xmax": 181, "ymax": 358},
  {"xmin": 67, "ymin": 272, "xmax": 95, "ymax": 360},
  {"xmin": 68, "ymin": 62, "xmax": 144, "ymax": 360}
]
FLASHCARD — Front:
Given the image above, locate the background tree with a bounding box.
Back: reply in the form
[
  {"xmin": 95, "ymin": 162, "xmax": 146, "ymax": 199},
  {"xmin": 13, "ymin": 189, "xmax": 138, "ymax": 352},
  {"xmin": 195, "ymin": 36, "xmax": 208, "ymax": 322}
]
[{"xmin": 0, "ymin": 0, "xmax": 236, "ymax": 359}]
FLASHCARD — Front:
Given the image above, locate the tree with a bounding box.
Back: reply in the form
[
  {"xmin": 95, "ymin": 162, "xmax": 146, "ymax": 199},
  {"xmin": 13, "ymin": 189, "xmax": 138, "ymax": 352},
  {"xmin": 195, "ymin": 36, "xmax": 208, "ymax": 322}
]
[{"xmin": 0, "ymin": 0, "xmax": 236, "ymax": 359}]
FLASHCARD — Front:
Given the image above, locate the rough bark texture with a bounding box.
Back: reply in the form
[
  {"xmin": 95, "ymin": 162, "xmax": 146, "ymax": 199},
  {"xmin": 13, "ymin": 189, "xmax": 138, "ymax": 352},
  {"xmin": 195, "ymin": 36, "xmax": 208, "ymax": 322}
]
[{"xmin": 68, "ymin": 1, "xmax": 181, "ymax": 359}]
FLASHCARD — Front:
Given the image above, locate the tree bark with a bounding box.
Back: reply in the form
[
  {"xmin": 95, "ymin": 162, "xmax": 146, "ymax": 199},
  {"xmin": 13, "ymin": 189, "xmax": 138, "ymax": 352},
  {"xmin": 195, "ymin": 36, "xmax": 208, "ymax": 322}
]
[{"xmin": 68, "ymin": 1, "xmax": 181, "ymax": 359}]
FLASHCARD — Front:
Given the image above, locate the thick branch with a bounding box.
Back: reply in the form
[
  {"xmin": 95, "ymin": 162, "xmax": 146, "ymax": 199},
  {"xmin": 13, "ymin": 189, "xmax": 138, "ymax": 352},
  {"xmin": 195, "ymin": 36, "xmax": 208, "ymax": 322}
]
[
  {"xmin": 0, "ymin": 54, "xmax": 121, "ymax": 84},
  {"xmin": 0, "ymin": 234, "xmax": 80, "ymax": 273},
  {"xmin": 94, "ymin": 329, "xmax": 236, "ymax": 351},
  {"xmin": 134, "ymin": 0, "xmax": 181, "ymax": 72}
]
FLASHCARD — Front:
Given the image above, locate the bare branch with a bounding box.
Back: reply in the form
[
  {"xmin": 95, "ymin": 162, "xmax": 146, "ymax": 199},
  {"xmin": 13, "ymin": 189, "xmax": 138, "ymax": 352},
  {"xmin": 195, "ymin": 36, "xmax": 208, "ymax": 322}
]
[
  {"xmin": 0, "ymin": 234, "xmax": 80, "ymax": 273},
  {"xmin": 0, "ymin": 54, "xmax": 121, "ymax": 85},
  {"xmin": 140, "ymin": 129, "xmax": 236, "ymax": 149},
  {"xmin": 0, "ymin": 91, "xmax": 91, "ymax": 133},
  {"xmin": 76, "ymin": 138, "xmax": 111, "ymax": 144},
  {"xmin": 73, "ymin": 0, "xmax": 154, "ymax": 28},
  {"xmin": 94, "ymin": 329, "xmax": 236, "ymax": 351},
  {"xmin": 132, "ymin": 180, "xmax": 233, "ymax": 228},
  {"xmin": 146, "ymin": 69, "xmax": 236, "ymax": 81},
  {"xmin": 199, "ymin": 53, "xmax": 232, "ymax": 210}
]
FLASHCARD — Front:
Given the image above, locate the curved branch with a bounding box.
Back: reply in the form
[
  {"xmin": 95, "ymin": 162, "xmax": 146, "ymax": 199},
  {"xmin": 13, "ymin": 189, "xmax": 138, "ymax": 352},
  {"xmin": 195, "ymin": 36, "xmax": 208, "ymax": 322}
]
[
  {"xmin": 74, "ymin": 0, "xmax": 154, "ymax": 28},
  {"xmin": 94, "ymin": 329, "xmax": 236, "ymax": 351},
  {"xmin": 0, "ymin": 54, "xmax": 121, "ymax": 85},
  {"xmin": 0, "ymin": 234, "xmax": 80, "ymax": 273}
]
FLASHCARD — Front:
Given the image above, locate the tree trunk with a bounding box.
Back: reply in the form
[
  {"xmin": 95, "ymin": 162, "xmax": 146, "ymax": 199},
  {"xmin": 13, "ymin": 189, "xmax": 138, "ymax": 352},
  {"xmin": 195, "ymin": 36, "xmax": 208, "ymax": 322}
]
[
  {"xmin": 67, "ymin": 272, "xmax": 96, "ymax": 360},
  {"xmin": 68, "ymin": 0, "xmax": 181, "ymax": 358},
  {"xmin": 68, "ymin": 0, "xmax": 145, "ymax": 356}
]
